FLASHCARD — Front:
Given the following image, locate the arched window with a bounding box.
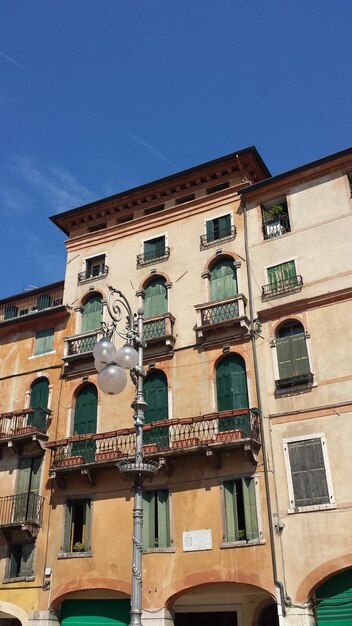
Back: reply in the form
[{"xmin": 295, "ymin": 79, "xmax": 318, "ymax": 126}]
[
  {"xmin": 144, "ymin": 278, "xmax": 167, "ymax": 318},
  {"xmin": 72, "ymin": 384, "xmax": 97, "ymax": 461},
  {"xmin": 216, "ymin": 354, "xmax": 249, "ymax": 432},
  {"xmin": 210, "ymin": 257, "xmax": 237, "ymax": 302},
  {"xmin": 81, "ymin": 293, "xmax": 103, "ymax": 333},
  {"xmin": 29, "ymin": 378, "xmax": 49, "ymax": 430},
  {"xmin": 275, "ymin": 321, "xmax": 311, "ymax": 387},
  {"xmin": 143, "ymin": 371, "xmax": 169, "ymax": 447}
]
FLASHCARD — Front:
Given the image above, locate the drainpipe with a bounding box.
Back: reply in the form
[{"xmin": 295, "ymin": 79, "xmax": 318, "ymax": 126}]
[{"xmin": 243, "ymin": 199, "xmax": 287, "ymax": 619}]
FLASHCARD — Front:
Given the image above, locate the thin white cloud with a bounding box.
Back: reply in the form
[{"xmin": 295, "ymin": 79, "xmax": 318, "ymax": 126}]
[
  {"xmin": 127, "ymin": 131, "xmax": 178, "ymax": 169},
  {"xmin": 0, "ymin": 50, "xmax": 26, "ymax": 71}
]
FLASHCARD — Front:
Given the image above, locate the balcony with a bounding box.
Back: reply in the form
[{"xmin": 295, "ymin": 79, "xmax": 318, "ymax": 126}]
[
  {"xmin": 194, "ymin": 294, "xmax": 249, "ymax": 344},
  {"xmin": 144, "ymin": 313, "xmax": 176, "ymax": 355},
  {"xmin": 0, "ymin": 408, "xmax": 50, "ymax": 452},
  {"xmin": 47, "ymin": 408, "xmax": 260, "ymax": 484},
  {"xmin": 0, "ymin": 283, "xmax": 65, "ymax": 324},
  {"xmin": 0, "ymin": 493, "xmax": 44, "ymax": 539},
  {"xmin": 63, "ymin": 329, "xmax": 103, "ymax": 374},
  {"xmin": 275, "ymin": 372, "xmax": 314, "ymax": 391},
  {"xmin": 137, "ymin": 247, "xmax": 170, "ymax": 268},
  {"xmin": 262, "ymin": 212, "xmax": 291, "ymax": 240},
  {"xmin": 200, "ymin": 225, "xmax": 236, "ymax": 250},
  {"xmin": 262, "ymin": 275, "xmax": 303, "ymax": 299},
  {"xmin": 77, "ymin": 264, "xmax": 109, "ymax": 285}
]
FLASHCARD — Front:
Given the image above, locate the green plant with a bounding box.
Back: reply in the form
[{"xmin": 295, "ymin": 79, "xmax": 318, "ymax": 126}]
[
  {"xmin": 263, "ymin": 203, "xmax": 283, "ymax": 221},
  {"xmin": 73, "ymin": 541, "xmax": 86, "ymax": 552}
]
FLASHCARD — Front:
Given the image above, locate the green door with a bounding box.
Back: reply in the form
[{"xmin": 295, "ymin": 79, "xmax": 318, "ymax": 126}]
[
  {"xmin": 29, "ymin": 378, "xmax": 49, "ymax": 430},
  {"xmin": 210, "ymin": 258, "xmax": 237, "ymax": 302},
  {"xmin": 144, "ymin": 279, "xmax": 167, "ymax": 318},
  {"xmin": 143, "ymin": 371, "xmax": 169, "ymax": 447},
  {"xmin": 216, "ymin": 355, "xmax": 249, "ymax": 432},
  {"xmin": 316, "ymin": 570, "xmax": 352, "ymax": 625},
  {"xmin": 72, "ymin": 384, "xmax": 97, "ymax": 462},
  {"xmin": 61, "ymin": 599, "xmax": 131, "ymax": 626},
  {"xmin": 14, "ymin": 456, "xmax": 42, "ymax": 522},
  {"xmin": 82, "ymin": 294, "xmax": 103, "ymax": 333}
]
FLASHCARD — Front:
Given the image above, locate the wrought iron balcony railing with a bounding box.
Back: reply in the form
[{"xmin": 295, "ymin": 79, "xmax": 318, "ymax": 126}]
[
  {"xmin": 275, "ymin": 372, "xmax": 314, "ymax": 390},
  {"xmin": 194, "ymin": 295, "xmax": 248, "ymax": 341},
  {"xmin": 64, "ymin": 329, "xmax": 102, "ymax": 359},
  {"xmin": 0, "ymin": 493, "xmax": 44, "ymax": 528},
  {"xmin": 47, "ymin": 408, "xmax": 260, "ymax": 470},
  {"xmin": 77, "ymin": 264, "xmax": 109, "ymax": 284},
  {"xmin": 144, "ymin": 313, "xmax": 175, "ymax": 344},
  {"xmin": 0, "ymin": 408, "xmax": 51, "ymax": 441},
  {"xmin": 200, "ymin": 225, "xmax": 236, "ymax": 250},
  {"xmin": 262, "ymin": 213, "xmax": 291, "ymax": 240},
  {"xmin": 262, "ymin": 275, "xmax": 303, "ymax": 298},
  {"xmin": 137, "ymin": 247, "xmax": 170, "ymax": 268},
  {"xmin": 0, "ymin": 284, "xmax": 64, "ymax": 323}
]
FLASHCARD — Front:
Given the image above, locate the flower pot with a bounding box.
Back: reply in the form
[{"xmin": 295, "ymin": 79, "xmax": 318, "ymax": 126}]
[
  {"xmin": 171, "ymin": 437, "xmax": 199, "ymax": 449},
  {"xmin": 95, "ymin": 450, "xmax": 121, "ymax": 462},
  {"xmin": 56, "ymin": 455, "xmax": 85, "ymax": 467},
  {"xmin": 215, "ymin": 430, "xmax": 244, "ymax": 442}
]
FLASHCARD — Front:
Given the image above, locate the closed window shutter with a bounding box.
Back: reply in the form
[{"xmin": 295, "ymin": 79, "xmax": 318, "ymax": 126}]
[
  {"xmin": 268, "ymin": 261, "xmax": 296, "ymax": 290},
  {"xmin": 291, "ymin": 333, "xmax": 309, "ymax": 375},
  {"xmin": 288, "ymin": 439, "xmax": 329, "ymax": 507},
  {"xmin": 206, "ymin": 220, "xmax": 215, "ymax": 242},
  {"xmin": 144, "ymin": 236, "xmax": 165, "ymax": 260},
  {"xmin": 157, "ymin": 490, "xmax": 170, "ymax": 548},
  {"xmin": 29, "ymin": 379, "xmax": 49, "ymax": 428},
  {"xmin": 218, "ymin": 214, "xmax": 231, "ymax": 237},
  {"xmin": 144, "ymin": 279, "xmax": 167, "ymax": 318},
  {"xmin": 82, "ymin": 295, "xmax": 102, "ymax": 332},
  {"xmin": 84, "ymin": 500, "xmax": 91, "ymax": 549},
  {"xmin": 242, "ymin": 478, "xmax": 259, "ymax": 540},
  {"xmin": 34, "ymin": 329, "xmax": 54, "ymax": 355},
  {"xmin": 20, "ymin": 543, "xmax": 35, "ymax": 576},
  {"xmin": 210, "ymin": 259, "xmax": 237, "ymax": 301},
  {"xmin": 142, "ymin": 491, "xmax": 155, "ymax": 549},
  {"xmin": 63, "ymin": 502, "xmax": 73, "ymax": 551},
  {"xmin": 37, "ymin": 293, "xmax": 52, "ymax": 311},
  {"xmin": 224, "ymin": 481, "xmax": 239, "ymax": 541},
  {"xmin": 276, "ymin": 336, "xmax": 295, "ymax": 379}
]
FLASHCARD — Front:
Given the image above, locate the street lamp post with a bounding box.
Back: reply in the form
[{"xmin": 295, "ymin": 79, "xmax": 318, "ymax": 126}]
[{"xmin": 93, "ymin": 286, "xmax": 159, "ymax": 626}]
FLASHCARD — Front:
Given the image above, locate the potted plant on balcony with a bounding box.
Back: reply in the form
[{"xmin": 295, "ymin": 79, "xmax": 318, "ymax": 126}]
[
  {"xmin": 73, "ymin": 541, "xmax": 86, "ymax": 553},
  {"xmin": 262, "ymin": 204, "xmax": 285, "ymax": 238}
]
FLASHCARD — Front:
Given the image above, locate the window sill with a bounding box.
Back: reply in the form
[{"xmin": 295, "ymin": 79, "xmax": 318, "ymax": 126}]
[
  {"xmin": 29, "ymin": 351, "xmax": 56, "ymax": 360},
  {"xmin": 3, "ymin": 575, "xmax": 35, "ymax": 583},
  {"xmin": 288, "ymin": 503, "xmax": 336, "ymax": 514},
  {"xmin": 220, "ymin": 539, "xmax": 265, "ymax": 549},
  {"xmin": 58, "ymin": 551, "xmax": 92, "ymax": 559},
  {"xmin": 143, "ymin": 547, "xmax": 175, "ymax": 554},
  {"xmin": 275, "ymin": 382, "xmax": 317, "ymax": 397}
]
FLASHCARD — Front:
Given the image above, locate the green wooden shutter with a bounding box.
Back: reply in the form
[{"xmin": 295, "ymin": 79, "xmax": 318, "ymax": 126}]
[
  {"xmin": 210, "ymin": 259, "xmax": 237, "ymax": 301},
  {"xmin": 144, "ymin": 236, "xmax": 165, "ymax": 260},
  {"xmin": 242, "ymin": 477, "xmax": 259, "ymax": 540},
  {"xmin": 72, "ymin": 384, "xmax": 97, "ymax": 461},
  {"xmin": 143, "ymin": 372, "xmax": 169, "ymax": 446},
  {"xmin": 288, "ymin": 439, "xmax": 329, "ymax": 507},
  {"xmin": 37, "ymin": 293, "xmax": 52, "ymax": 310},
  {"xmin": 223, "ymin": 481, "xmax": 239, "ymax": 542},
  {"xmin": 218, "ymin": 214, "xmax": 231, "ymax": 237},
  {"xmin": 142, "ymin": 491, "xmax": 155, "ymax": 549},
  {"xmin": 316, "ymin": 570, "xmax": 352, "ymax": 624},
  {"xmin": 144, "ymin": 279, "xmax": 167, "ymax": 318},
  {"xmin": 82, "ymin": 295, "xmax": 103, "ymax": 333},
  {"xmin": 216, "ymin": 355, "xmax": 249, "ymax": 431},
  {"xmin": 157, "ymin": 490, "xmax": 170, "ymax": 548},
  {"xmin": 85, "ymin": 500, "xmax": 92, "ymax": 549},
  {"xmin": 206, "ymin": 220, "xmax": 215, "ymax": 242},
  {"xmin": 63, "ymin": 501, "xmax": 73, "ymax": 551},
  {"xmin": 34, "ymin": 328, "xmax": 54, "ymax": 355},
  {"xmin": 276, "ymin": 336, "xmax": 295, "ymax": 379},
  {"xmin": 268, "ymin": 261, "xmax": 296, "ymax": 291},
  {"xmin": 4, "ymin": 305, "xmax": 17, "ymax": 320},
  {"xmin": 20, "ymin": 543, "xmax": 34, "ymax": 576},
  {"xmin": 291, "ymin": 333, "xmax": 309, "ymax": 375},
  {"xmin": 277, "ymin": 324, "xmax": 309, "ymax": 380},
  {"xmin": 29, "ymin": 378, "xmax": 49, "ymax": 428}
]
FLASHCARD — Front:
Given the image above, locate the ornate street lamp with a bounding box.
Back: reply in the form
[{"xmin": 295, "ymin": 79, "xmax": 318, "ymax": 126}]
[{"xmin": 94, "ymin": 286, "xmax": 159, "ymax": 626}]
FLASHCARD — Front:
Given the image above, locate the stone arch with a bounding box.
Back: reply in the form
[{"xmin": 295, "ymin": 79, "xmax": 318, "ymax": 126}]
[
  {"xmin": 296, "ymin": 553, "xmax": 352, "ymax": 603},
  {"xmin": 50, "ymin": 577, "xmax": 131, "ymax": 611},
  {"xmin": 0, "ymin": 600, "xmax": 28, "ymax": 626}
]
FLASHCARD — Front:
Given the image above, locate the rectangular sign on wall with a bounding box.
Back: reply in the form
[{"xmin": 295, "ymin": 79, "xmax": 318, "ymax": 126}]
[{"xmin": 182, "ymin": 529, "xmax": 212, "ymax": 552}]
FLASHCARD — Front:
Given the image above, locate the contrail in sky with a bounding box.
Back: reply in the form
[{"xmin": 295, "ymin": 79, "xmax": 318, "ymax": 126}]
[
  {"xmin": 0, "ymin": 50, "xmax": 26, "ymax": 71},
  {"xmin": 127, "ymin": 131, "xmax": 178, "ymax": 169}
]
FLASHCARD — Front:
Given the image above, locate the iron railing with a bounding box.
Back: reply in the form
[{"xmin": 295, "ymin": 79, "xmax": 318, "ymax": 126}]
[
  {"xmin": 0, "ymin": 493, "xmax": 44, "ymax": 527},
  {"xmin": 137, "ymin": 247, "xmax": 170, "ymax": 268},
  {"xmin": 275, "ymin": 372, "xmax": 314, "ymax": 390},
  {"xmin": 0, "ymin": 285, "xmax": 64, "ymax": 322},
  {"xmin": 200, "ymin": 225, "xmax": 236, "ymax": 250},
  {"xmin": 196, "ymin": 295, "xmax": 247, "ymax": 327},
  {"xmin": 77, "ymin": 264, "xmax": 109, "ymax": 284},
  {"xmin": 262, "ymin": 275, "xmax": 303, "ymax": 298},
  {"xmin": 262, "ymin": 213, "xmax": 291, "ymax": 240},
  {"xmin": 65, "ymin": 330, "xmax": 101, "ymax": 356},
  {"xmin": 144, "ymin": 313, "xmax": 175, "ymax": 342},
  {"xmin": 0, "ymin": 408, "xmax": 50, "ymax": 439},
  {"xmin": 48, "ymin": 408, "xmax": 260, "ymax": 469}
]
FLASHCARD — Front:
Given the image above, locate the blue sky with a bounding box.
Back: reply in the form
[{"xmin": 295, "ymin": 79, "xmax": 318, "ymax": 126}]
[{"xmin": 0, "ymin": 1, "xmax": 351, "ymax": 298}]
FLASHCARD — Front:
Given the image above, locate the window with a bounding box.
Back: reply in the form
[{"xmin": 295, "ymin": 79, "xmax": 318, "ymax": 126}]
[
  {"xmin": 216, "ymin": 354, "xmax": 249, "ymax": 433},
  {"xmin": 210, "ymin": 258, "xmax": 238, "ymax": 304},
  {"xmin": 143, "ymin": 371, "xmax": 169, "ymax": 447},
  {"xmin": 142, "ymin": 490, "xmax": 170, "ymax": 549},
  {"xmin": 7, "ymin": 543, "xmax": 35, "ymax": 579},
  {"xmin": 275, "ymin": 321, "xmax": 313, "ymax": 389},
  {"xmin": 261, "ymin": 199, "xmax": 290, "ymax": 240},
  {"xmin": 14, "ymin": 457, "xmax": 42, "ymax": 524},
  {"xmin": 81, "ymin": 294, "xmax": 103, "ymax": 334},
  {"xmin": 206, "ymin": 181, "xmax": 229, "ymax": 195},
  {"xmin": 78, "ymin": 255, "xmax": 107, "ymax": 283},
  {"xmin": 263, "ymin": 260, "xmax": 302, "ymax": 297},
  {"xmin": 206, "ymin": 214, "xmax": 232, "ymax": 243},
  {"xmin": 283, "ymin": 435, "xmax": 335, "ymax": 512},
  {"xmin": 88, "ymin": 222, "xmax": 106, "ymax": 232},
  {"xmin": 138, "ymin": 235, "xmax": 169, "ymax": 267},
  {"xmin": 223, "ymin": 477, "xmax": 260, "ymax": 543},
  {"xmin": 29, "ymin": 378, "xmax": 49, "ymax": 431},
  {"xmin": 34, "ymin": 328, "xmax": 54, "ymax": 356},
  {"xmin": 72, "ymin": 384, "xmax": 97, "ymax": 462},
  {"xmin": 63, "ymin": 499, "xmax": 91, "ymax": 553},
  {"xmin": 144, "ymin": 278, "xmax": 168, "ymax": 319}
]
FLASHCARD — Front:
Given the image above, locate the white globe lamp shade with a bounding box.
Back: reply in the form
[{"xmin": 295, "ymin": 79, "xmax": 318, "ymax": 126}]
[
  {"xmin": 97, "ymin": 364, "xmax": 127, "ymax": 395},
  {"xmin": 116, "ymin": 344, "xmax": 139, "ymax": 370},
  {"xmin": 93, "ymin": 338, "xmax": 117, "ymax": 365},
  {"xmin": 94, "ymin": 359, "xmax": 106, "ymax": 373}
]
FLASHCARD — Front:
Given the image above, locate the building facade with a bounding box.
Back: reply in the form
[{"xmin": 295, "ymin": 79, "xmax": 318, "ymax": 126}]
[{"xmin": 0, "ymin": 146, "xmax": 351, "ymax": 626}]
